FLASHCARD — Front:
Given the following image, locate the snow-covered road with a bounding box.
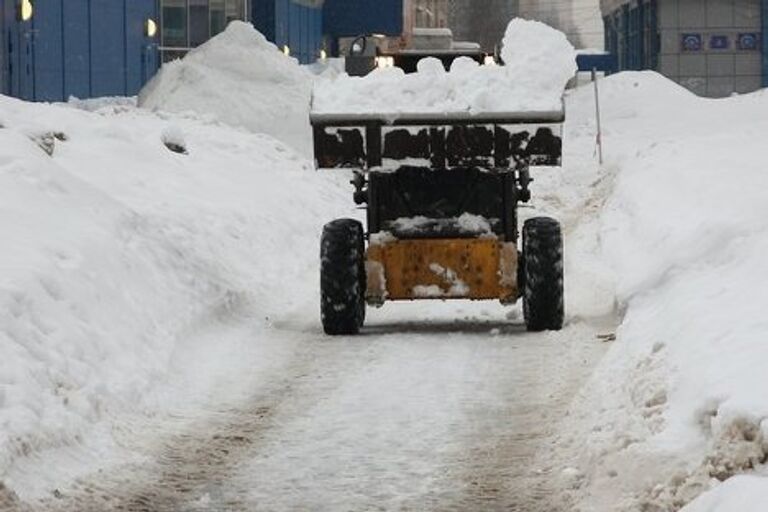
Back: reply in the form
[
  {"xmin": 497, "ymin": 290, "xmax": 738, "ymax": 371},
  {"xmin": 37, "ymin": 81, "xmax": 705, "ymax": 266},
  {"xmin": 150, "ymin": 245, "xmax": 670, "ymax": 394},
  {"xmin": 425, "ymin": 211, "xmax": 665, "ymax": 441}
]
[
  {"xmin": 6, "ymin": 19, "xmax": 767, "ymax": 508},
  {"xmin": 9, "ymin": 304, "xmax": 608, "ymax": 512}
]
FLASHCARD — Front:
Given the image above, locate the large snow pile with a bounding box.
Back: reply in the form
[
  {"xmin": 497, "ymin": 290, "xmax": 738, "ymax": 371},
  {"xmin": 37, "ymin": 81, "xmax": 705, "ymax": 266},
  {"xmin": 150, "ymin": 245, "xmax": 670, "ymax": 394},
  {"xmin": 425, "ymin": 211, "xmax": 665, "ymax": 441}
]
[
  {"xmin": 548, "ymin": 72, "xmax": 768, "ymax": 511},
  {"xmin": 312, "ymin": 18, "xmax": 576, "ymax": 115},
  {"xmin": 138, "ymin": 22, "xmax": 312, "ymax": 154},
  {"xmin": 0, "ymin": 94, "xmax": 350, "ymax": 487},
  {"xmin": 682, "ymin": 475, "xmax": 768, "ymax": 512}
]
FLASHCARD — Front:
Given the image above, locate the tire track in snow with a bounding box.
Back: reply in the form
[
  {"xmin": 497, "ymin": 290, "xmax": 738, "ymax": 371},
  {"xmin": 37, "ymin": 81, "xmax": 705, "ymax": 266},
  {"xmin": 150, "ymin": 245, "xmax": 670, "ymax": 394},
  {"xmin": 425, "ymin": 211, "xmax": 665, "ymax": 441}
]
[
  {"xmin": 440, "ymin": 319, "xmax": 610, "ymax": 511},
  {"xmin": 13, "ymin": 309, "xmax": 609, "ymax": 512},
  {"xmin": 13, "ymin": 337, "xmax": 357, "ymax": 512}
]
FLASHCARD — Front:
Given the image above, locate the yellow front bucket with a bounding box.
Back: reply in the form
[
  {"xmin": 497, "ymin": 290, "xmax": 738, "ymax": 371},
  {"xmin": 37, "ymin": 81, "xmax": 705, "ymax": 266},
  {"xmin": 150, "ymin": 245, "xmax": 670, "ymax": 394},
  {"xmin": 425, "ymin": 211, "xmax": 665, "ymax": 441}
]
[{"xmin": 366, "ymin": 238, "xmax": 518, "ymax": 303}]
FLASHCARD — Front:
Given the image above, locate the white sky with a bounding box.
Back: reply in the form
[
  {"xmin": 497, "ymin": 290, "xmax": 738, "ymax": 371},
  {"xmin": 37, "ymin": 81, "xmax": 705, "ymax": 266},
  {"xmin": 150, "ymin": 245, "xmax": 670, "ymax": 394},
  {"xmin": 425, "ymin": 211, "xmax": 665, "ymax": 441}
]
[{"xmin": 518, "ymin": 0, "xmax": 604, "ymax": 49}]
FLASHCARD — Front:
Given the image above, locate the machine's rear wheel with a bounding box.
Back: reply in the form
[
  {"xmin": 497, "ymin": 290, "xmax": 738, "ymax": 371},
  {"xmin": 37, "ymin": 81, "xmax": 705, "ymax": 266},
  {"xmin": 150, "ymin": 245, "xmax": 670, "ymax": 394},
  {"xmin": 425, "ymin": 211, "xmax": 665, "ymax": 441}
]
[
  {"xmin": 320, "ymin": 219, "xmax": 366, "ymax": 335},
  {"xmin": 522, "ymin": 217, "xmax": 564, "ymax": 332}
]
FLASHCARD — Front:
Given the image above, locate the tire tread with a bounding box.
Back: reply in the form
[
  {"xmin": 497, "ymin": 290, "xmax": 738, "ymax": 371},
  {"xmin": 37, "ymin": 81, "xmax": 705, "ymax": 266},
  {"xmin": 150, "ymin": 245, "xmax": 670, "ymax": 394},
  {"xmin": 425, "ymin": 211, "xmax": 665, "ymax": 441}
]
[
  {"xmin": 522, "ymin": 217, "xmax": 564, "ymax": 332},
  {"xmin": 320, "ymin": 219, "xmax": 366, "ymax": 335}
]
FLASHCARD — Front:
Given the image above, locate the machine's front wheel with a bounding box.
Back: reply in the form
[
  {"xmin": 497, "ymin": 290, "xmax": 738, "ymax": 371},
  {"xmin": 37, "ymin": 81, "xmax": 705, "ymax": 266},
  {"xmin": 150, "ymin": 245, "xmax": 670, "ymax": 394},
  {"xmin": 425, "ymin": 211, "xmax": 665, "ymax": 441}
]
[
  {"xmin": 320, "ymin": 219, "xmax": 366, "ymax": 335},
  {"xmin": 522, "ymin": 217, "xmax": 564, "ymax": 332}
]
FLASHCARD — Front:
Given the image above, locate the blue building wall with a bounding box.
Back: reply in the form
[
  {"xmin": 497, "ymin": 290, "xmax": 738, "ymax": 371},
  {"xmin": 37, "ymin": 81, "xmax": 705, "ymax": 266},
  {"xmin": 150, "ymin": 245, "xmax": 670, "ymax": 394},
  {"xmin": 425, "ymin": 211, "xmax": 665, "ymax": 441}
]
[
  {"xmin": 763, "ymin": 0, "xmax": 768, "ymax": 86},
  {"xmin": 0, "ymin": 0, "xmax": 407, "ymax": 101},
  {"xmin": 323, "ymin": 0, "xmax": 403, "ymax": 38},
  {"xmin": 1, "ymin": 0, "xmax": 159, "ymax": 102},
  {"xmin": 323, "ymin": 0, "xmax": 404, "ymax": 57},
  {"xmin": 252, "ymin": 0, "xmax": 323, "ymax": 64}
]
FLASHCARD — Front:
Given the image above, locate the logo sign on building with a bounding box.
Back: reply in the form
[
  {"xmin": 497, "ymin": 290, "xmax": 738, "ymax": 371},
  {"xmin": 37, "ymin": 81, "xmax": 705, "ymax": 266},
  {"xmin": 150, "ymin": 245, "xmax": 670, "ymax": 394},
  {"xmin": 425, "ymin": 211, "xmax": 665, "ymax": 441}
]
[
  {"xmin": 681, "ymin": 33, "xmax": 703, "ymax": 52},
  {"xmin": 709, "ymin": 35, "xmax": 729, "ymax": 50},
  {"xmin": 737, "ymin": 33, "xmax": 759, "ymax": 51}
]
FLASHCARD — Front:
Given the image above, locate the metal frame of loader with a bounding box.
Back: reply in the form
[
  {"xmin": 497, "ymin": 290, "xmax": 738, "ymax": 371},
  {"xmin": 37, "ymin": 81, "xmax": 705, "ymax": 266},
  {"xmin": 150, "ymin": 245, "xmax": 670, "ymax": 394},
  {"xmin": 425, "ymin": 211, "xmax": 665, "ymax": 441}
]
[{"xmin": 313, "ymin": 108, "xmax": 566, "ymax": 335}]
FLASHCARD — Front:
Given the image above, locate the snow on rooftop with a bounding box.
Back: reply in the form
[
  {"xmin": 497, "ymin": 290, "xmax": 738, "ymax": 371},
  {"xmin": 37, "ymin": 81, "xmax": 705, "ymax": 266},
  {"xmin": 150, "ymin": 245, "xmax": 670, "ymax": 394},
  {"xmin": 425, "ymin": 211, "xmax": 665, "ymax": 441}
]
[
  {"xmin": 451, "ymin": 41, "xmax": 482, "ymax": 51},
  {"xmin": 412, "ymin": 27, "xmax": 454, "ymax": 37},
  {"xmin": 312, "ymin": 19, "xmax": 576, "ymax": 117}
]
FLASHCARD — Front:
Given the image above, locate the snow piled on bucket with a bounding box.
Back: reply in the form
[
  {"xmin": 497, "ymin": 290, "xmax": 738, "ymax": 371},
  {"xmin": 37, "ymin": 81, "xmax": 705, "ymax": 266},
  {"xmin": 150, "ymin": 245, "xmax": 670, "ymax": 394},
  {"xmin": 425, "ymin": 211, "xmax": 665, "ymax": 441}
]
[
  {"xmin": 312, "ymin": 19, "xmax": 576, "ymax": 116},
  {"xmin": 139, "ymin": 22, "xmax": 312, "ymax": 154},
  {"xmin": 501, "ymin": 19, "xmax": 578, "ymax": 105}
]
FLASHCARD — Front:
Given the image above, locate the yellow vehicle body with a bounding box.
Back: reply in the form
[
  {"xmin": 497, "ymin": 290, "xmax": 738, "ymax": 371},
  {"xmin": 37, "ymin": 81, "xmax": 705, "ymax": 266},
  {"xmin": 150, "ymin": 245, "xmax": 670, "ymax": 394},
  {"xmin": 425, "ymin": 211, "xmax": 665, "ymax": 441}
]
[{"xmin": 366, "ymin": 238, "xmax": 519, "ymax": 304}]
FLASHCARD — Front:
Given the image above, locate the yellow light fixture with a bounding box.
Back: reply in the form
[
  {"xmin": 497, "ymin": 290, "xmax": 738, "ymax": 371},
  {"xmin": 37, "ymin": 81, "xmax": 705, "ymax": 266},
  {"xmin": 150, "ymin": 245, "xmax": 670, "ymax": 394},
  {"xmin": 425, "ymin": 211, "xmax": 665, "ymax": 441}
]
[
  {"xmin": 145, "ymin": 18, "xmax": 158, "ymax": 38},
  {"xmin": 283, "ymin": 45, "xmax": 291, "ymax": 56},
  {"xmin": 319, "ymin": 49, "xmax": 327, "ymax": 60},
  {"xmin": 19, "ymin": 0, "xmax": 33, "ymax": 21}
]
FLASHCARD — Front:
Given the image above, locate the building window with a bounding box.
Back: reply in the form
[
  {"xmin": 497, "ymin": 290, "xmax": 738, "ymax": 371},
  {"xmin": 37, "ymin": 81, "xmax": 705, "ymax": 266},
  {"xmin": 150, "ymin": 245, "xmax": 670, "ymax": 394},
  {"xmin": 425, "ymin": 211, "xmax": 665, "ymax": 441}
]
[
  {"xmin": 162, "ymin": 0, "xmax": 188, "ymax": 48},
  {"xmin": 160, "ymin": 0, "xmax": 247, "ymax": 61},
  {"xmin": 210, "ymin": 0, "xmax": 227, "ymax": 36},
  {"xmin": 190, "ymin": 0, "xmax": 210, "ymax": 47},
  {"xmin": 643, "ymin": 0, "xmax": 658, "ymax": 70}
]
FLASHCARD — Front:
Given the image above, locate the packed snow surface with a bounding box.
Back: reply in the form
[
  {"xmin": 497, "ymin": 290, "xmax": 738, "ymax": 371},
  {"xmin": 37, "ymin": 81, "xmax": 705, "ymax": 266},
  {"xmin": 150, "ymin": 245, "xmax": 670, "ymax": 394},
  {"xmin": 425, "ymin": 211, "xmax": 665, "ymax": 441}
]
[
  {"xmin": 138, "ymin": 22, "xmax": 312, "ymax": 154},
  {"xmin": 312, "ymin": 18, "xmax": 576, "ymax": 116}
]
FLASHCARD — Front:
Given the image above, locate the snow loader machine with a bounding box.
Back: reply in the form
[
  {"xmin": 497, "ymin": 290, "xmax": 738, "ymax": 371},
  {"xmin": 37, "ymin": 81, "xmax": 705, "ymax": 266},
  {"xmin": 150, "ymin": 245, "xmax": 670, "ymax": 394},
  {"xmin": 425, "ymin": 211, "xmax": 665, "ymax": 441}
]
[{"xmin": 312, "ymin": 106, "xmax": 565, "ymax": 335}]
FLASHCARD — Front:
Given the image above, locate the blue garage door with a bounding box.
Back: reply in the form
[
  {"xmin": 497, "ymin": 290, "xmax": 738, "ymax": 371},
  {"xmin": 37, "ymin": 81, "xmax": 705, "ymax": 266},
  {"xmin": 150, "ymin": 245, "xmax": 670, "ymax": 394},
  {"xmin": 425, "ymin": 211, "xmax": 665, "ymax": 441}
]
[
  {"xmin": 63, "ymin": 0, "xmax": 91, "ymax": 99},
  {"xmin": 4, "ymin": 0, "xmax": 36, "ymax": 100},
  {"xmin": 90, "ymin": 0, "xmax": 127, "ymax": 97},
  {"xmin": 3, "ymin": 0, "xmax": 159, "ymax": 102}
]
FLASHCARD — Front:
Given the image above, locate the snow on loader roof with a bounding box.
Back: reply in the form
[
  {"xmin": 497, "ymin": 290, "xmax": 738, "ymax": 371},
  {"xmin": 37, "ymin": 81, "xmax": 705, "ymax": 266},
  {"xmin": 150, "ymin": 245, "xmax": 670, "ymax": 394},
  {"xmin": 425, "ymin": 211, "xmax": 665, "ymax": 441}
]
[
  {"xmin": 309, "ymin": 108, "xmax": 566, "ymax": 126},
  {"xmin": 311, "ymin": 19, "xmax": 576, "ymax": 120}
]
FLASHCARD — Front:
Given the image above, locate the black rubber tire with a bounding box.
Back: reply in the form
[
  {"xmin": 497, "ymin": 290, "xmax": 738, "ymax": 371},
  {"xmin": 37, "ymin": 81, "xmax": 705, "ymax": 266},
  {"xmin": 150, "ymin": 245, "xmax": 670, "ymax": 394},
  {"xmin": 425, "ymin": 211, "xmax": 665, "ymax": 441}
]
[
  {"xmin": 320, "ymin": 219, "xmax": 366, "ymax": 335},
  {"xmin": 522, "ymin": 217, "xmax": 564, "ymax": 332}
]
